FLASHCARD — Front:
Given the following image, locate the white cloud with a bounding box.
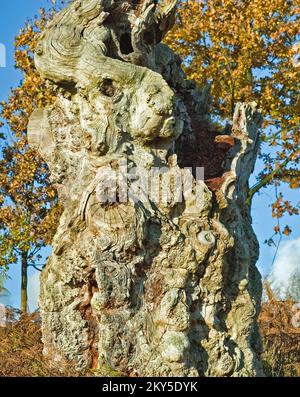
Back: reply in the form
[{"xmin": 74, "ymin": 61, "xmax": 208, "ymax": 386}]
[
  {"xmin": 269, "ymin": 237, "xmax": 300, "ymax": 293},
  {"xmin": 28, "ymin": 271, "xmax": 40, "ymax": 312}
]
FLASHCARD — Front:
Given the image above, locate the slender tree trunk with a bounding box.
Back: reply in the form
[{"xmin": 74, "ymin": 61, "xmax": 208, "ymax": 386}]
[{"xmin": 21, "ymin": 251, "xmax": 28, "ymax": 313}]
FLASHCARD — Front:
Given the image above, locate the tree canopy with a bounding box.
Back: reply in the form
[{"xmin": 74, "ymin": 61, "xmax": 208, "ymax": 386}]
[{"xmin": 166, "ymin": 0, "xmax": 300, "ymax": 232}]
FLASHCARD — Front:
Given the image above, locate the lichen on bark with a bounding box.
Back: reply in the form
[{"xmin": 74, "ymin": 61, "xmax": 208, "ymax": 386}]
[{"xmin": 28, "ymin": 0, "xmax": 264, "ymax": 376}]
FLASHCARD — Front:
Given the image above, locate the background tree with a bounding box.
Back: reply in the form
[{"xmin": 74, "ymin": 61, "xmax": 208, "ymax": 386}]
[
  {"xmin": 166, "ymin": 0, "xmax": 300, "ymax": 234},
  {"xmin": 0, "ymin": 5, "xmax": 62, "ymax": 313}
]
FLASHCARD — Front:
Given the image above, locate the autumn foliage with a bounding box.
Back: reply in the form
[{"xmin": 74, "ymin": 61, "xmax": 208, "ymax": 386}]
[{"xmin": 166, "ymin": 0, "xmax": 300, "ymax": 231}]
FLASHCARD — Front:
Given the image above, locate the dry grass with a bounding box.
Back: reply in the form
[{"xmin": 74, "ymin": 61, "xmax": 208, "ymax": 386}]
[{"xmin": 0, "ymin": 308, "xmax": 81, "ymax": 377}]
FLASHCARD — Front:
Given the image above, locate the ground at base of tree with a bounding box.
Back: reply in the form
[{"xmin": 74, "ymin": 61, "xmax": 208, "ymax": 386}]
[{"xmin": 0, "ymin": 305, "xmax": 299, "ymax": 377}]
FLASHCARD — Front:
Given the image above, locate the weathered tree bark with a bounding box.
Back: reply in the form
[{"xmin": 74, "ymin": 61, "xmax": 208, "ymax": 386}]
[
  {"xmin": 28, "ymin": 0, "xmax": 264, "ymax": 376},
  {"xmin": 21, "ymin": 250, "xmax": 28, "ymax": 313}
]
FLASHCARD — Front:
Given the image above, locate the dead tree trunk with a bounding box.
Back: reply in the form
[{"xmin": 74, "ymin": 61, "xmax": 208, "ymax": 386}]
[{"xmin": 28, "ymin": 0, "xmax": 264, "ymax": 376}]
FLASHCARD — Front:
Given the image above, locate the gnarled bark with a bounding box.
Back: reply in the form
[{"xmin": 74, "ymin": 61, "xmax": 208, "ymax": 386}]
[{"xmin": 28, "ymin": 0, "xmax": 264, "ymax": 376}]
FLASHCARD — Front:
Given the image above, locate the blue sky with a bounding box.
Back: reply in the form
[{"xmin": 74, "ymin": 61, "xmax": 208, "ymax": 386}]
[{"xmin": 0, "ymin": 1, "xmax": 299, "ymax": 310}]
